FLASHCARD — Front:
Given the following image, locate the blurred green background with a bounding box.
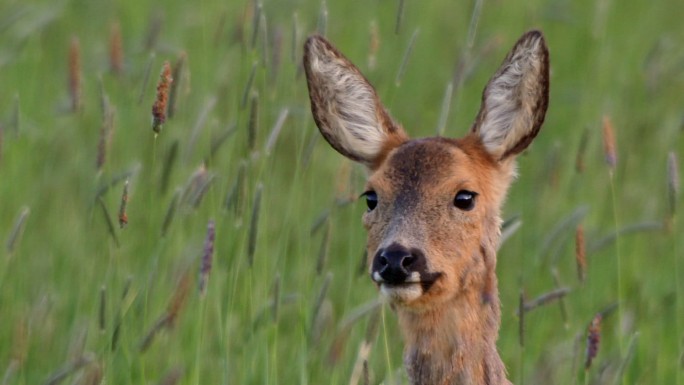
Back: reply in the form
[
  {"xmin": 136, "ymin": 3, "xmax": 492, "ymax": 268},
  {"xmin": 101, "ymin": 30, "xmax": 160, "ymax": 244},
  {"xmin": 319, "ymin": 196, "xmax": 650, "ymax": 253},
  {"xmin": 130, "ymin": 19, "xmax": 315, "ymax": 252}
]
[{"xmin": 0, "ymin": 0, "xmax": 682, "ymax": 383}]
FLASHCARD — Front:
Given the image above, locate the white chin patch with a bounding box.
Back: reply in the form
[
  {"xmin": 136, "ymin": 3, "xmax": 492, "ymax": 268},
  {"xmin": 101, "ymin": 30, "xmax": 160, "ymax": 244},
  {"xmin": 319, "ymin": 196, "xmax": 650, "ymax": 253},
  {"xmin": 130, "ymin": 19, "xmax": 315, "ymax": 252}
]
[{"xmin": 379, "ymin": 284, "xmax": 423, "ymax": 304}]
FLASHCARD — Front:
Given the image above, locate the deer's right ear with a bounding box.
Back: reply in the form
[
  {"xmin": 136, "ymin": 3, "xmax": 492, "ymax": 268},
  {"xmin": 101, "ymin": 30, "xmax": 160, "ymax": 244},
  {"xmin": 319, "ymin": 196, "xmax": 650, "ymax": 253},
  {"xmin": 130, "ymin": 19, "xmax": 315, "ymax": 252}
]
[{"xmin": 304, "ymin": 35, "xmax": 407, "ymax": 168}]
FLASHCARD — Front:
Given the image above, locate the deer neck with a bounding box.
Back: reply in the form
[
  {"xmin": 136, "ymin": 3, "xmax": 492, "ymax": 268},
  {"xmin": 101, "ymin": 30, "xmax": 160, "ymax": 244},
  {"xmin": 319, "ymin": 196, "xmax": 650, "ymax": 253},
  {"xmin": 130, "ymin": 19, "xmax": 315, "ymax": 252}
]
[{"xmin": 397, "ymin": 245, "xmax": 510, "ymax": 385}]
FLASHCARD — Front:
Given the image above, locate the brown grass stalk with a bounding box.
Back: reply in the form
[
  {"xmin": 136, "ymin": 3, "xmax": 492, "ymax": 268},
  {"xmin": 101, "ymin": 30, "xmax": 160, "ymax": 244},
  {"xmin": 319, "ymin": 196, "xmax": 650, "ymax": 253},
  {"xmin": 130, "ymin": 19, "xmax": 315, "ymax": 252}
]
[
  {"xmin": 602, "ymin": 115, "xmax": 617, "ymax": 171},
  {"xmin": 152, "ymin": 61, "xmax": 173, "ymax": 134},
  {"xmin": 140, "ymin": 270, "xmax": 191, "ymax": 352},
  {"xmin": 109, "ymin": 22, "xmax": 124, "ymax": 75},
  {"xmin": 68, "ymin": 37, "xmax": 82, "ymax": 113},
  {"xmin": 575, "ymin": 127, "xmax": 589, "ymax": 173}
]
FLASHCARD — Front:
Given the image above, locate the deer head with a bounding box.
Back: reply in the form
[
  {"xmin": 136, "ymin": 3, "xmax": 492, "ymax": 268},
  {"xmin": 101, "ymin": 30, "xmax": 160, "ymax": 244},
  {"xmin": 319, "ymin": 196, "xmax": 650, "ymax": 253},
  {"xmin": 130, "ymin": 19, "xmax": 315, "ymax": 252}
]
[{"xmin": 304, "ymin": 31, "xmax": 549, "ymax": 384}]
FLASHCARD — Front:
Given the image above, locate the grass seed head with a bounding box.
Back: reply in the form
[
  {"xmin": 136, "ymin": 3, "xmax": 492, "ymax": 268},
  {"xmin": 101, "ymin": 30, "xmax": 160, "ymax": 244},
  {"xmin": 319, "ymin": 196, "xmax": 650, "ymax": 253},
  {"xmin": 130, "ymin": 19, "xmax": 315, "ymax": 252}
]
[
  {"xmin": 585, "ymin": 313, "xmax": 602, "ymax": 369},
  {"xmin": 198, "ymin": 219, "xmax": 216, "ymax": 297},
  {"xmin": 575, "ymin": 224, "xmax": 587, "ymax": 283},
  {"xmin": 152, "ymin": 61, "xmax": 173, "ymax": 133},
  {"xmin": 118, "ymin": 179, "xmax": 129, "ymax": 228}
]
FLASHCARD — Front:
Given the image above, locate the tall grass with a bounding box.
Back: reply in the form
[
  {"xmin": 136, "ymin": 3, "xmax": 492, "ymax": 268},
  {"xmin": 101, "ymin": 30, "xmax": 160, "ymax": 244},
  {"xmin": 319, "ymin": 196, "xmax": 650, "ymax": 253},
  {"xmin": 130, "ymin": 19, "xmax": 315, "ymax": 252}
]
[{"xmin": 0, "ymin": 1, "xmax": 681, "ymax": 384}]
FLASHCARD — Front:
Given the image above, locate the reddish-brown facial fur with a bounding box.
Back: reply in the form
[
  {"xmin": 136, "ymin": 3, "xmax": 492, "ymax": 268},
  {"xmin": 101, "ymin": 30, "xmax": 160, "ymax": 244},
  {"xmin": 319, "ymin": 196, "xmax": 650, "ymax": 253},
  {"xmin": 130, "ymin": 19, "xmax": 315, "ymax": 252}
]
[{"xmin": 304, "ymin": 31, "xmax": 549, "ymax": 385}]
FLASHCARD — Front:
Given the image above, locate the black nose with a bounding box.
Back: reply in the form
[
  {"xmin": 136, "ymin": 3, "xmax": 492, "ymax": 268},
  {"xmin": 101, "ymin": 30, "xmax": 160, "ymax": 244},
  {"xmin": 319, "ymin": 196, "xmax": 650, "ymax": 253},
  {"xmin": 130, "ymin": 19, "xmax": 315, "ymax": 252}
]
[{"xmin": 372, "ymin": 244, "xmax": 421, "ymax": 285}]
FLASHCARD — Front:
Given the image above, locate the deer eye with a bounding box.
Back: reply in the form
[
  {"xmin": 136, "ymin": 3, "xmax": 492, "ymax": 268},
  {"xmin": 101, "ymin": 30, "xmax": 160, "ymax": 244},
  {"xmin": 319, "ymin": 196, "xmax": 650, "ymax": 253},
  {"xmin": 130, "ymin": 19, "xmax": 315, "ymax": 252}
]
[
  {"xmin": 454, "ymin": 190, "xmax": 477, "ymax": 211},
  {"xmin": 362, "ymin": 191, "xmax": 378, "ymax": 211}
]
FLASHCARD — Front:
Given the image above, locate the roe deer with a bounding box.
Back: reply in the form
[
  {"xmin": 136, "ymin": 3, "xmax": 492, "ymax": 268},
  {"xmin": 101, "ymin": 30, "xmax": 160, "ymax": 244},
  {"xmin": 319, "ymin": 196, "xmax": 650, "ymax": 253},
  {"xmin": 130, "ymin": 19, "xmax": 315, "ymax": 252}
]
[{"xmin": 304, "ymin": 30, "xmax": 549, "ymax": 385}]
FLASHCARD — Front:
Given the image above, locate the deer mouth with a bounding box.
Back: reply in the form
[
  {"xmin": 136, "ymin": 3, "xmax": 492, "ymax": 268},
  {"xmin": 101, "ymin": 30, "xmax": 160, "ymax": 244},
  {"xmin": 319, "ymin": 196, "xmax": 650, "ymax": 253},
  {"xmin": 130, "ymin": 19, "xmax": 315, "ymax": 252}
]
[{"xmin": 372, "ymin": 271, "xmax": 442, "ymax": 293}]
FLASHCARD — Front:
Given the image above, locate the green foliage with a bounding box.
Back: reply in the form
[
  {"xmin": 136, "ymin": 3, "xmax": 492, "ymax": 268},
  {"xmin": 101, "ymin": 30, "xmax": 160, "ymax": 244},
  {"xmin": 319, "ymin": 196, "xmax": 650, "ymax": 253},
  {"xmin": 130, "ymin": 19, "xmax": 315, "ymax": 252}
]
[{"xmin": 0, "ymin": 0, "xmax": 682, "ymax": 383}]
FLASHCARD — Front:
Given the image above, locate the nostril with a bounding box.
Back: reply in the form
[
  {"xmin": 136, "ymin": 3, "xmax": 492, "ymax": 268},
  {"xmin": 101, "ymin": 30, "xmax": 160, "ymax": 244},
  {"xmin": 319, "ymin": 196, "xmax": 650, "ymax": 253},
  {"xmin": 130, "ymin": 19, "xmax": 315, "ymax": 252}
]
[
  {"xmin": 378, "ymin": 255, "xmax": 388, "ymax": 267},
  {"xmin": 401, "ymin": 254, "xmax": 416, "ymax": 269}
]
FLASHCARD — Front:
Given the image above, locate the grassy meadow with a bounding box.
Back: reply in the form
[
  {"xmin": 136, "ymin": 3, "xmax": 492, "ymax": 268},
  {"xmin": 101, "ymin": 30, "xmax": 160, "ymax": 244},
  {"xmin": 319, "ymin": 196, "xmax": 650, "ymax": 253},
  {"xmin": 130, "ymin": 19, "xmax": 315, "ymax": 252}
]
[{"xmin": 0, "ymin": 0, "xmax": 682, "ymax": 383}]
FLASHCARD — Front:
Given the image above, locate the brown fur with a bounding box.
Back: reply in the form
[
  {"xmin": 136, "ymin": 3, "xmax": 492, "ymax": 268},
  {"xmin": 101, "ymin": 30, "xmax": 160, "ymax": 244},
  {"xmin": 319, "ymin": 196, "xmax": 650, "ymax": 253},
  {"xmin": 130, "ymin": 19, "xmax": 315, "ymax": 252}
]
[{"xmin": 304, "ymin": 31, "xmax": 549, "ymax": 385}]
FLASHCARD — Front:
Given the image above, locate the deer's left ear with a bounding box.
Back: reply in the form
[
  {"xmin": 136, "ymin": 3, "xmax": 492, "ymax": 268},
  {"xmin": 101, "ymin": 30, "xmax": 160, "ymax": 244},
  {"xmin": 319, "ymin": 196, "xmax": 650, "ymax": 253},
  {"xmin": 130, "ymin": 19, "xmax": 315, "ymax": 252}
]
[{"xmin": 471, "ymin": 30, "xmax": 549, "ymax": 161}]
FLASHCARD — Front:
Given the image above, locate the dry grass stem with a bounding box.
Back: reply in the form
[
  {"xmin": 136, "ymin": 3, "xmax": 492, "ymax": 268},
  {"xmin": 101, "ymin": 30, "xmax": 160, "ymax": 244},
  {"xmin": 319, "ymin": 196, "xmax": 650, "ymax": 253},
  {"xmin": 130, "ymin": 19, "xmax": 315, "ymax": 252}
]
[
  {"xmin": 395, "ymin": 29, "xmax": 419, "ymax": 86},
  {"xmin": 152, "ymin": 61, "xmax": 173, "ymax": 133},
  {"xmin": 602, "ymin": 115, "xmax": 617, "ymax": 171},
  {"xmin": 198, "ymin": 219, "xmax": 216, "ymax": 297},
  {"xmin": 109, "ymin": 22, "xmax": 124, "ymax": 75},
  {"xmin": 436, "ymin": 82, "xmax": 453, "ymax": 135},
  {"xmin": 68, "ymin": 37, "xmax": 81, "ymax": 113},
  {"xmin": 6, "ymin": 206, "xmax": 30, "ymax": 254},
  {"xmin": 264, "ymin": 107, "xmax": 289, "ymax": 155}
]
